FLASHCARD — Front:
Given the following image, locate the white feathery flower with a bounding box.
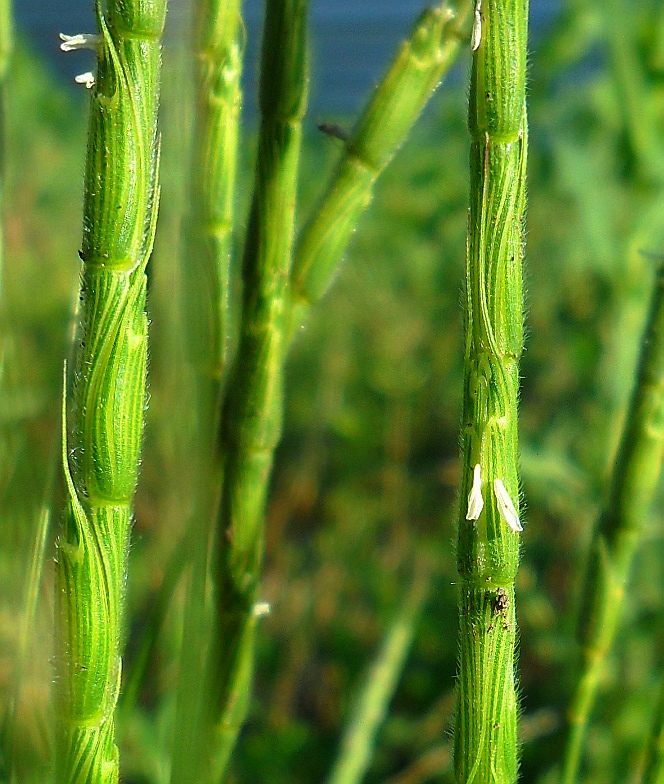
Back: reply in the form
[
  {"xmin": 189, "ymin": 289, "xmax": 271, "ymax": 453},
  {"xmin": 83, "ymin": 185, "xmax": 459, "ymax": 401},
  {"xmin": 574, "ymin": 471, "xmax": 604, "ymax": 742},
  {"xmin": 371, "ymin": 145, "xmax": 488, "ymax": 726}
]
[
  {"xmin": 494, "ymin": 479, "xmax": 522, "ymax": 532},
  {"xmin": 74, "ymin": 71, "xmax": 96, "ymax": 89},
  {"xmin": 59, "ymin": 33, "xmax": 103, "ymax": 53},
  {"xmin": 465, "ymin": 463, "xmax": 484, "ymax": 521}
]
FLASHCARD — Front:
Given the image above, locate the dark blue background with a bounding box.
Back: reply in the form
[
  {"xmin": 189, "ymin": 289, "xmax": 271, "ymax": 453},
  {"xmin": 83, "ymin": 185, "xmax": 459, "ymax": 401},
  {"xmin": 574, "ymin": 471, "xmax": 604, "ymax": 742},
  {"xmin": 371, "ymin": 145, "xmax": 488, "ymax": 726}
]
[{"xmin": 17, "ymin": 0, "xmax": 559, "ymax": 112}]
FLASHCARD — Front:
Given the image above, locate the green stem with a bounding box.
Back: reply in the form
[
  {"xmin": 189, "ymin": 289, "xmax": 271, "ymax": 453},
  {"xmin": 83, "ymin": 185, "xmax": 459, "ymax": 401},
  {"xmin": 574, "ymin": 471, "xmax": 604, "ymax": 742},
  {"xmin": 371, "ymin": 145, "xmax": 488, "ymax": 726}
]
[
  {"xmin": 641, "ymin": 675, "xmax": 664, "ymax": 784},
  {"xmin": 168, "ymin": 1, "xmax": 244, "ymax": 781},
  {"xmin": 602, "ymin": 0, "xmax": 660, "ymax": 179},
  {"xmin": 183, "ymin": 0, "xmax": 243, "ymax": 386},
  {"xmin": 4, "ymin": 506, "xmax": 49, "ymax": 781},
  {"xmin": 0, "ymin": 0, "xmax": 10, "ymax": 309},
  {"xmin": 290, "ymin": 0, "xmax": 472, "ymax": 335},
  {"xmin": 55, "ymin": 0, "xmax": 165, "ymax": 780},
  {"xmin": 326, "ymin": 574, "xmax": 428, "ymax": 784},
  {"xmin": 210, "ymin": 0, "xmax": 309, "ymax": 777},
  {"xmin": 561, "ymin": 267, "xmax": 664, "ymax": 784},
  {"xmin": 454, "ymin": 1, "xmax": 528, "ymax": 782}
]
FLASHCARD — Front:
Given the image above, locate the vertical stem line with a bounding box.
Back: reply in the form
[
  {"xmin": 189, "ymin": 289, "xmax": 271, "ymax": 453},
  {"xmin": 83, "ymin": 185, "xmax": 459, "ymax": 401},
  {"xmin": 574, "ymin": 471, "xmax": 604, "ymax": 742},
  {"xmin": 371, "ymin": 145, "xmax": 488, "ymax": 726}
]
[
  {"xmin": 209, "ymin": 0, "xmax": 309, "ymax": 777},
  {"xmin": 55, "ymin": 0, "xmax": 166, "ymax": 780},
  {"xmin": 326, "ymin": 574, "xmax": 428, "ymax": 784},
  {"xmin": 454, "ymin": 1, "xmax": 528, "ymax": 782},
  {"xmin": 0, "ymin": 0, "xmax": 10, "ymax": 310},
  {"xmin": 289, "ymin": 1, "xmax": 473, "ymax": 333},
  {"xmin": 561, "ymin": 267, "xmax": 664, "ymax": 784},
  {"xmin": 169, "ymin": 1, "xmax": 244, "ymax": 781},
  {"xmin": 641, "ymin": 675, "xmax": 664, "ymax": 784},
  {"xmin": 184, "ymin": 0, "xmax": 243, "ymax": 386}
]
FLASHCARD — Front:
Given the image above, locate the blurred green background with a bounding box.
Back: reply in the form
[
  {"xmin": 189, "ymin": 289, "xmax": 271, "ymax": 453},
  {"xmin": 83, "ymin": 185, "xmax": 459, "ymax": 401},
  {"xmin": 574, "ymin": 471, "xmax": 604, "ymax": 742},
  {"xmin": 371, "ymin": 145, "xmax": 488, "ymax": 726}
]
[{"xmin": 3, "ymin": 1, "xmax": 664, "ymax": 782}]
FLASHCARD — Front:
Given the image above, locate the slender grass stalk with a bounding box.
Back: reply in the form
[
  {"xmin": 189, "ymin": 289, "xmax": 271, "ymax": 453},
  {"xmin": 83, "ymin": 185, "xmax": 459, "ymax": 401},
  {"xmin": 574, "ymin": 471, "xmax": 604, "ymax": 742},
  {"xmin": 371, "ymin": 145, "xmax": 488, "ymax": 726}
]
[
  {"xmin": 289, "ymin": 0, "xmax": 473, "ymax": 335},
  {"xmin": 641, "ymin": 676, "xmax": 664, "ymax": 784},
  {"xmin": 183, "ymin": 0, "xmax": 243, "ymax": 387},
  {"xmin": 55, "ymin": 0, "xmax": 165, "ymax": 779},
  {"xmin": 4, "ymin": 506, "xmax": 48, "ymax": 781},
  {"xmin": 168, "ymin": 1, "xmax": 244, "ymax": 780},
  {"xmin": 602, "ymin": 0, "xmax": 660, "ymax": 179},
  {"xmin": 0, "ymin": 0, "xmax": 11, "ymax": 309},
  {"xmin": 208, "ymin": 0, "xmax": 309, "ymax": 776},
  {"xmin": 454, "ymin": 1, "xmax": 528, "ymax": 781},
  {"xmin": 561, "ymin": 266, "xmax": 664, "ymax": 784},
  {"xmin": 120, "ymin": 538, "xmax": 188, "ymax": 713},
  {"xmin": 326, "ymin": 573, "xmax": 428, "ymax": 784}
]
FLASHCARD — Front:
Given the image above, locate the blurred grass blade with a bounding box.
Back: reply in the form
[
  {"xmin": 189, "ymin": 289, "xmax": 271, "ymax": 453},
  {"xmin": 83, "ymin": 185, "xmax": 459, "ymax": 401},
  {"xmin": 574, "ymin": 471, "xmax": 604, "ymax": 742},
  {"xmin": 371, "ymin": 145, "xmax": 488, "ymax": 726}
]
[
  {"xmin": 54, "ymin": 0, "xmax": 166, "ymax": 779},
  {"xmin": 602, "ymin": 0, "xmax": 660, "ymax": 179},
  {"xmin": 119, "ymin": 537, "xmax": 189, "ymax": 715},
  {"xmin": 326, "ymin": 574, "xmax": 428, "ymax": 784},
  {"xmin": 454, "ymin": 0, "xmax": 529, "ymax": 781},
  {"xmin": 641, "ymin": 676, "xmax": 664, "ymax": 784},
  {"xmin": 290, "ymin": 0, "xmax": 473, "ymax": 331},
  {"xmin": 0, "ymin": 0, "xmax": 10, "ymax": 309},
  {"xmin": 3, "ymin": 505, "xmax": 49, "ymax": 781},
  {"xmin": 562, "ymin": 265, "xmax": 664, "ymax": 784},
  {"xmin": 207, "ymin": 0, "xmax": 310, "ymax": 778},
  {"xmin": 182, "ymin": 0, "xmax": 243, "ymax": 387},
  {"xmin": 168, "ymin": 1, "xmax": 244, "ymax": 781}
]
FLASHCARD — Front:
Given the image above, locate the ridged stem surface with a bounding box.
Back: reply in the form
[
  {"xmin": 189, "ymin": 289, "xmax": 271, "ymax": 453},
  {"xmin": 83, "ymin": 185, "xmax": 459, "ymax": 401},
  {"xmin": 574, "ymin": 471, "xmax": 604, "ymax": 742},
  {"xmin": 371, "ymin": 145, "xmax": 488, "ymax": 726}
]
[
  {"xmin": 454, "ymin": 1, "xmax": 528, "ymax": 782},
  {"xmin": 289, "ymin": 1, "xmax": 472, "ymax": 334},
  {"xmin": 169, "ymin": 1, "xmax": 244, "ymax": 781},
  {"xmin": 55, "ymin": 0, "xmax": 165, "ymax": 780},
  {"xmin": 184, "ymin": 0, "xmax": 242, "ymax": 385},
  {"xmin": 561, "ymin": 268, "xmax": 664, "ymax": 784},
  {"xmin": 211, "ymin": 0, "xmax": 309, "ymax": 776}
]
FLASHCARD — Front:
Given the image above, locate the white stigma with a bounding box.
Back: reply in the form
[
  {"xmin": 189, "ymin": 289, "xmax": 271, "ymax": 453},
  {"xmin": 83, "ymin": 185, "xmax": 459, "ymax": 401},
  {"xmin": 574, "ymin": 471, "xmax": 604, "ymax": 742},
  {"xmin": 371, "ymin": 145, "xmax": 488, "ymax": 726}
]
[
  {"xmin": 471, "ymin": 0, "xmax": 482, "ymax": 51},
  {"xmin": 465, "ymin": 463, "xmax": 484, "ymax": 520},
  {"xmin": 494, "ymin": 479, "xmax": 522, "ymax": 532},
  {"xmin": 59, "ymin": 33, "xmax": 103, "ymax": 53},
  {"xmin": 74, "ymin": 71, "xmax": 96, "ymax": 89}
]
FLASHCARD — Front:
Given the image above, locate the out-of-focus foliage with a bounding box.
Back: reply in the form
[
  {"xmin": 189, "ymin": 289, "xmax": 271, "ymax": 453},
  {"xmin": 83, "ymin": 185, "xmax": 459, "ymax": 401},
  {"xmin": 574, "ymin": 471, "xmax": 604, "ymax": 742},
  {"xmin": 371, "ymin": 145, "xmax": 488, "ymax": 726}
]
[{"xmin": 3, "ymin": 1, "xmax": 664, "ymax": 781}]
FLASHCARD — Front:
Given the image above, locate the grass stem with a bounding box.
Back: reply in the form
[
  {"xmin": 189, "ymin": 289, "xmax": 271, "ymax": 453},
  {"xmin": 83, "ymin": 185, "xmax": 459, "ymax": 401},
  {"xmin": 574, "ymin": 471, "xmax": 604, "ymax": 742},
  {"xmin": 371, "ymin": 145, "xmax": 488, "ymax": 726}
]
[
  {"xmin": 290, "ymin": 1, "xmax": 473, "ymax": 335},
  {"xmin": 209, "ymin": 0, "xmax": 309, "ymax": 777},
  {"xmin": 326, "ymin": 572, "xmax": 428, "ymax": 784},
  {"xmin": 641, "ymin": 676, "xmax": 664, "ymax": 784},
  {"xmin": 55, "ymin": 0, "xmax": 165, "ymax": 779},
  {"xmin": 561, "ymin": 266, "xmax": 664, "ymax": 784},
  {"xmin": 454, "ymin": 1, "xmax": 529, "ymax": 781},
  {"xmin": 168, "ymin": 1, "xmax": 244, "ymax": 780}
]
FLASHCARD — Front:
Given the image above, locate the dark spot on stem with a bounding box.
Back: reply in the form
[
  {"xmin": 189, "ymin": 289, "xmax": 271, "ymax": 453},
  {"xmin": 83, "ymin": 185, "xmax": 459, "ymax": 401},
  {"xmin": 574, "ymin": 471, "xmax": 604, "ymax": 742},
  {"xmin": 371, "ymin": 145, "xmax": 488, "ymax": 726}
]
[{"xmin": 489, "ymin": 587, "xmax": 509, "ymax": 616}]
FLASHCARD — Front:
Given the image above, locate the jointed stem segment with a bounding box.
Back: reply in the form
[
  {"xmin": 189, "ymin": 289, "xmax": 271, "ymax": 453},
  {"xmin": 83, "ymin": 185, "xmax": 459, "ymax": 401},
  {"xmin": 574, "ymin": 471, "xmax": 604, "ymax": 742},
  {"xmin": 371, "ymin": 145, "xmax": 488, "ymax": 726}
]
[
  {"xmin": 290, "ymin": 1, "xmax": 474, "ymax": 334},
  {"xmin": 209, "ymin": 0, "xmax": 309, "ymax": 776},
  {"xmin": 55, "ymin": 0, "xmax": 165, "ymax": 780},
  {"xmin": 185, "ymin": 0, "xmax": 243, "ymax": 385},
  {"xmin": 455, "ymin": 1, "xmax": 528, "ymax": 781},
  {"xmin": 169, "ymin": 1, "xmax": 244, "ymax": 781}
]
